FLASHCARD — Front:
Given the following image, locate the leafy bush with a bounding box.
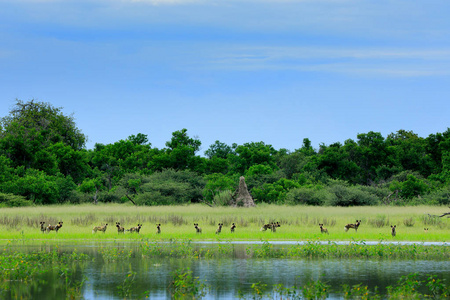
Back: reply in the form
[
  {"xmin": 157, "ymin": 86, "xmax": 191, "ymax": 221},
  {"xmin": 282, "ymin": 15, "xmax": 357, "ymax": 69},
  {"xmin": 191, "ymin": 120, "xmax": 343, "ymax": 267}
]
[
  {"xmin": 66, "ymin": 190, "xmax": 95, "ymax": 204},
  {"xmin": 285, "ymin": 187, "xmax": 328, "ymax": 206},
  {"xmin": 144, "ymin": 169, "xmax": 205, "ymax": 204},
  {"xmin": 420, "ymin": 187, "xmax": 450, "ymax": 205},
  {"xmin": 1, "ymin": 169, "xmax": 60, "ymax": 204},
  {"xmin": 0, "ymin": 193, "xmax": 33, "ymax": 207},
  {"xmin": 203, "ymin": 173, "xmax": 236, "ymax": 203},
  {"xmin": 213, "ymin": 190, "xmax": 234, "ymax": 206},
  {"xmin": 252, "ymin": 178, "xmax": 301, "ymax": 204},
  {"xmin": 325, "ymin": 183, "xmax": 379, "ymax": 206},
  {"xmin": 135, "ymin": 191, "xmax": 173, "ymax": 206},
  {"xmin": 401, "ymin": 175, "xmax": 430, "ymax": 199}
]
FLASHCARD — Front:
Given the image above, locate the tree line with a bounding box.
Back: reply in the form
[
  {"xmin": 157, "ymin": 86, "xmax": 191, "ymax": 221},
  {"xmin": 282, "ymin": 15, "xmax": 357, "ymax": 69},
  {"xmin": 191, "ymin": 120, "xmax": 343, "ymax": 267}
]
[{"xmin": 0, "ymin": 99, "xmax": 449, "ymax": 207}]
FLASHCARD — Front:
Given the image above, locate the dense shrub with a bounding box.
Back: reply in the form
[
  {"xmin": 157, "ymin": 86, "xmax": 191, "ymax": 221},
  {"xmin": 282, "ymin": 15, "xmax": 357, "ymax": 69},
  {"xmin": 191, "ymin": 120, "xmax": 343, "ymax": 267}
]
[
  {"xmin": 203, "ymin": 173, "xmax": 236, "ymax": 203},
  {"xmin": 213, "ymin": 190, "xmax": 234, "ymax": 206},
  {"xmin": 325, "ymin": 184, "xmax": 379, "ymax": 206},
  {"xmin": 421, "ymin": 187, "xmax": 450, "ymax": 205},
  {"xmin": 0, "ymin": 193, "xmax": 33, "ymax": 207},
  {"xmin": 285, "ymin": 187, "xmax": 328, "ymax": 206},
  {"xmin": 66, "ymin": 190, "xmax": 95, "ymax": 204},
  {"xmin": 145, "ymin": 169, "xmax": 205, "ymax": 203},
  {"xmin": 251, "ymin": 178, "xmax": 301, "ymax": 204},
  {"xmin": 135, "ymin": 191, "xmax": 173, "ymax": 206}
]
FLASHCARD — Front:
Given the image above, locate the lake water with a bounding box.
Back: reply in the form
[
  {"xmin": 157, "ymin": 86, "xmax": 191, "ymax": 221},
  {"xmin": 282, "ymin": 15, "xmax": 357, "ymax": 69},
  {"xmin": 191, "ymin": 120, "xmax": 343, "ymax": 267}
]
[{"xmin": 2, "ymin": 242, "xmax": 450, "ymax": 299}]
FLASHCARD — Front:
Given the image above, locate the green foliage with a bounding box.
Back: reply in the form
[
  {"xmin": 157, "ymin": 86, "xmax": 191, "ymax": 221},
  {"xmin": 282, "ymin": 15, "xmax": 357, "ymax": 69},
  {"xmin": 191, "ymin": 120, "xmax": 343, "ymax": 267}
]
[
  {"xmin": 129, "ymin": 169, "xmax": 205, "ymax": 206},
  {"xmin": 285, "ymin": 186, "xmax": 327, "ymax": 206},
  {"xmin": 1, "ymin": 99, "xmax": 450, "ymax": 206},
  {"xmin": 0, "ymin": 169, "xmax": 64, "ymax": 204},
  {"xmin": 301, "ymin": 279, "xmax": 330, "ymax": 300},
  {"xmin": 213, "ymin": 190, "xmax": 234, "ymax": 206},
  {"xmin": 228, "ymin": 141, "xmax": 278, "ymax": 174},
  {"xmin": 78, "ymin": 178, "xmax": 101, "ymax": 193},
  {"xmin": 401, "ymin": 174, "xmax": 430, "ymax": 199},
  {"xmin": 0, "ymin": 100, "xmax": 86, "ymax": 171},
  {"xmin": 0, "ymin": 192, "xmax": 33, "ymax": 207},
  {"xmin": 203, "ymin": 173, "xmax": 235, "ymax": 203},
  {"xmin": 150, "ymin": 128, "xmax": 204, "ymax": 172},
  {"xmin": 204, "ymin": 140, "xmax": 234, "ymax": 159},
  {"xmin": 322, "ymin": 180, "xmax": 380, "ymax": 206},
  {"xmin": 169, "ymin": 268, "xmax": 208, "ymax": 299},
  {"xmin": 252, "ymin": 178, "xmax": 301, "ymax": 204},
  {"xmin": 421, "ymin": 187, "xmax": 450, "ymax": 205}
]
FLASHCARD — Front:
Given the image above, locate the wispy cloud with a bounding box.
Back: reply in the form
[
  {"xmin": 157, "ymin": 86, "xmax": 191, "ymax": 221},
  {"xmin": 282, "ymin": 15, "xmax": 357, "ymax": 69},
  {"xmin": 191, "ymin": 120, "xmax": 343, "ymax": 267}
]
[{"xmin": 205, "ymin": 46, "xmax": 450, "ymax": 77}]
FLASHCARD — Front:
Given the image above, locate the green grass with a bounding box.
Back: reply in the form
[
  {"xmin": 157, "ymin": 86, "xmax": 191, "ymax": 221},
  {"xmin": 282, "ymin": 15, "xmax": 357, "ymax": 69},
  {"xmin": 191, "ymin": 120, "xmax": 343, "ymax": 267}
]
[{"xmin": 0, "ymin": 203, "xmax": 448, "ymax": 242}]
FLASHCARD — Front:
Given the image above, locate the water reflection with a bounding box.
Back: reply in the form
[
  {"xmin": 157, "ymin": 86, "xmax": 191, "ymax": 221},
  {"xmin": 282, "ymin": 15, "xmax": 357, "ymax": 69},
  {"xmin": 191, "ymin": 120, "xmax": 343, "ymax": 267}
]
[{"xmin": 2, "ymin": 243, "xmax": 449, "ymax": 299}]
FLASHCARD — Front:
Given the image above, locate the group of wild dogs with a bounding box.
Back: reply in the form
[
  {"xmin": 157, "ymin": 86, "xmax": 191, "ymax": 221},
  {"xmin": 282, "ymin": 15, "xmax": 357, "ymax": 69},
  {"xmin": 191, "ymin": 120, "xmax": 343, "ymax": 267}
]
[{"xmin": 38, "ymin": 219, "xmax": 423, "ymax": 237}]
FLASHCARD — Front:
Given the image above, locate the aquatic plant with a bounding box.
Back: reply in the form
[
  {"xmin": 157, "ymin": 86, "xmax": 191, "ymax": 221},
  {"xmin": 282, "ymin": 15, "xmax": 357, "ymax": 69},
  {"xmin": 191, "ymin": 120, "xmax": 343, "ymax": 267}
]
[
  {"xmin": 168, "ymin": 268, "xmax": 208, "ymax": 299},
  {"xmin": 301, "ymin": 279, "xmax": 330, "ymax": 300},
  {"xmin": 117, "ymin": 271, "xmax": 137, "ymax": 299},
  {"xmin": 99, "ymin": 246, "xmax": 133, "ymax": 262}
]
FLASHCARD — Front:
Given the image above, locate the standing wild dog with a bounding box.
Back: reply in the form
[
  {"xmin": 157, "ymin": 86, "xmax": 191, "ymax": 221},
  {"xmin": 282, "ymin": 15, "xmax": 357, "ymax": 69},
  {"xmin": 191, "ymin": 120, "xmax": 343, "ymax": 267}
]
[
  {"xmin": 344, "ymin": 220, "xmax": 361, "ymax": 232},
  {"xmin": 194, "ymin": 223, "xmax": 202, "ymax": 234},
  {"xmin": 260, "ymin": 223, "xmax": 272, "ymax": 231},
  {"xmin": 391, "ymin": 225, "xmax": 396, "ymax": 237},
  {"xmin": 127, "ymin": 224, "xmax": 142, "ymax": 233},
  {"xmin": 47, "ymin": 221, "xmax": 63, "ymax": 233},
  {"xmin": 215, "ymin": 223, "xmax": 223, "ymax": 234},
  {"xmin": 319, "ymin": 223, "xmax": 329, "ymax": 234},
  {"xmin": 230, "ymin": 223, "xmax": 236, "ymax": 233},
  {"xmin": 93, "ymin": 223, "xmax": 108, "ymax": 233},
  {"xmin": 156, "ymin": 224, "xmax": 161, "ymax": 234},
  {"xmin": 271, "ymin": 222, "xmax": 281, "ymax": 232},
  {"xmin": 116, "ymin": 222, "xmax": 124, "ymax": 234},
  {"xmin": 40, "ymin": 221, "xmax": 46, "ymax": 233}
]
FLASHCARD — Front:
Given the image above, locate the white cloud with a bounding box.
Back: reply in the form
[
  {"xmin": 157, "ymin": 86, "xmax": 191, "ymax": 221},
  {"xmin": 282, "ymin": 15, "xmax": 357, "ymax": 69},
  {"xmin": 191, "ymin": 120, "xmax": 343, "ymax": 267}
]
[{"xmin": 203, "ymin": 45, "xmax": 450, "ymax": 77}]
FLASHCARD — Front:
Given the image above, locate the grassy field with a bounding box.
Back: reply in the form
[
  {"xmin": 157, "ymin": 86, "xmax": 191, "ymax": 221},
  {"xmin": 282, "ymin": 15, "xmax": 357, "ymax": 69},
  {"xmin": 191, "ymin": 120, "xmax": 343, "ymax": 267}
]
[{"xmin": 0, "ymin": 204, "xmax": 448, "ymax": 243}]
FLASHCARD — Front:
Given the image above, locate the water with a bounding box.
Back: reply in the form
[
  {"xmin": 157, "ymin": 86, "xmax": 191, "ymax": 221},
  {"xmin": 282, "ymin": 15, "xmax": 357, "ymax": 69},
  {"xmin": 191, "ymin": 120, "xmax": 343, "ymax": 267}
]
[
  {"xmin": 81, "ymin": 258, "xmax": 450, "ymax": 299},
  {"xmin": 2, "ymin": 242, "xmax": 449, "ymax": 299}
]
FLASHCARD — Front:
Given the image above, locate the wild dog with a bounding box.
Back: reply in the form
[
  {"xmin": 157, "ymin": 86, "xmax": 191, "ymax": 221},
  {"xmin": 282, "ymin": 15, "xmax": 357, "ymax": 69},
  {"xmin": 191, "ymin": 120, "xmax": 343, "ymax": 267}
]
[
  {"xmin": 391, "ymin": 225, "xmax": 396, "ymax": 237},
  {"xmin": 156, "ymin": 224, "xmax": 161, "ymax": 234},
  {"xmin": 344, "ymin": 220, "xmax": 361, "ymax": 232},
  {"xmin": 40, "ymin": 221, "xmax": 46, "ymax": 233},
  {"xmin": 215, "ymin": 223, "xmax": 223, "ymax": 234},
  {"xmin": 127, "ymin": 224, "xmax": 142, "ymax": 233},
  {"xmin": 47, "ymin": 221, "xmax": 63, "ymax": 233},
  {"xmin": 319, "ymin": 223, "xmax": 329, "ymax": 234},
  {"xmin": 230, "ymin": 223, "xmax": 236, "ymax": 233},
  {"xmin": 424, "ymin": 228, "xmax": 429, "ymax": 233},
  {"xmin": 93, "ymin": 223, "xmax": 108, "ymax": 234},
  {"xmin": 271, "ymin": 222, "xmax": 281, "ymax": 232},
  {"xmin": 260, "ymin": 223, "xmax": 272, "ymax": 231},
  {"xmin": 194, "ymin": 223, "xmax": 202, "ymax": 234},
  {"xmin": 116, "ymin": 222, "xmax": 124, "ymax": 234}
]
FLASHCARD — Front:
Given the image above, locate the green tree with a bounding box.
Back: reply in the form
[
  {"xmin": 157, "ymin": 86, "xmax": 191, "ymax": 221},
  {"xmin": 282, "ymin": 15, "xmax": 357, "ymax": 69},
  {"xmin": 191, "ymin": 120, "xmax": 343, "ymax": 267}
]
[
  {"xmin": 202, "ymin": 173, "xmax": 236, "ymax": 203},
  {"xmin": 386, "ymin": 130, "xmax": 432, "ymax": 177},
  {"xmin": 150, "ymin": 129, "xmax": 203, "ymax": 172},
  {"xmin": 204, "ymin": 140, "xmax": 235, "ymax": 159},
  {"xmin": 355, "ymin": 131, "xmax": 388, "ymax": 184},
  {"xmin": 0, "ymin": 99, "xmax": 87, "ymax": 174},
  {"xmin": 400, "ymin": 174, "xmax": 430, "ymax": 199},
  {"xmin": 252, "ymin": 178, "xmax": 301, "ymax": 204},
  {"xmin": 314, "ymin": 142, "xmax": 361, "ymax": 184},
  {"xmin": 228, "ymin": 141, "xmax": 278, "ymax": 175}
]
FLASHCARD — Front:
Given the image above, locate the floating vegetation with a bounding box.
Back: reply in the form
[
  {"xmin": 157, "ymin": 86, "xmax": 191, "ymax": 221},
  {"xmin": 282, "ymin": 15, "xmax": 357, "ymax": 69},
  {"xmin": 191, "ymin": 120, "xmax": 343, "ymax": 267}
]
[
  {"xmin": 1, "ymin": 242, "xmax": 449, "ymax": 299},
  {"xmin": 235, "ymin": 273, "xmax": 449, "ymax": 300},
  {"xmin": 135, "ymin": 239, "xmax": 450, "ymax": 260}
]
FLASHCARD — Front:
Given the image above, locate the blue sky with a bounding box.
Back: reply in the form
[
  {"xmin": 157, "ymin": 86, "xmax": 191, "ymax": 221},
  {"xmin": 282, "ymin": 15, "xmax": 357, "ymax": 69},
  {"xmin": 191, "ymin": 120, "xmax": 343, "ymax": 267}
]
[{"xmin": 1, "ymin": 0, "xmax": 449, "ymax": 154}]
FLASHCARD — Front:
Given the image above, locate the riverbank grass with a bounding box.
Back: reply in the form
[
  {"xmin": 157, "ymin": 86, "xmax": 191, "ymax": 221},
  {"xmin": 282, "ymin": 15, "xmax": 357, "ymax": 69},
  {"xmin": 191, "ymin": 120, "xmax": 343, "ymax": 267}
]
[{"xmin": 0, "ymin": 204, "xmax": 448, "ymax": 242}]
